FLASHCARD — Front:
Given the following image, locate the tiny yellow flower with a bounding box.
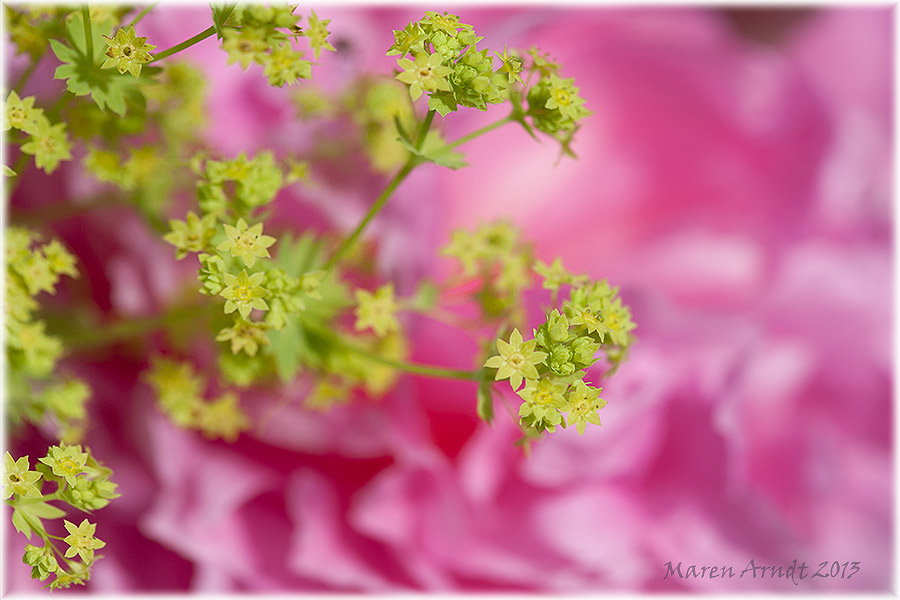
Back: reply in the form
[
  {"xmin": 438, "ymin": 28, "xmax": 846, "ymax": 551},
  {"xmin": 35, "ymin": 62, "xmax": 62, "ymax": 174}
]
[
  {"xmin": 534, "ymin": 257, "xmax": 587, "ymax": 293},
  {"xmin": 3, "ymin": 452, "xmax": 42, "ymax": 499},
  {"xmin": 164, "ymin": 211, "xmax": 217, "ymax": 259},
  {"xmin": 495, "ymin": 46, "xmax": 524, "ymax": 85},
  {"xmin": 565, "ymin": 380, "xmax": 606, "ymax": 435},
  {"xmin": 220, "ymin": 269, "xmax": 269, "ymax": 319},
  {"xmin": 395, "ymin": 52, "xmax": 452, "ymax": 101},
  {"xmin": 304, "ymin": 10, "xmax": 336, "ymax": 60},
  {"xmin": 196, "ymin": 392, "xmax": 249, "ymax": 442},
  {"xmin": 20, "ymin": 118, "xmax": 71, "ymax": 174},
  {"xmin": 216, "ymin": 318, "xmax": 270, "ymax": 356},
  {"xmin": 354, "ymin": 283, "xmax": 400, "ymax": 337},
  {"xmin": 3, "ymin": 91, "xmax": 42, "ymax": 133},
  {"xmin": 38, "ymin": 445, "xmax": 88, "ymax": 487},
  {"xmin": 102, "ymin": 26, "xmax": 156, "ymax": 78},
  {"xmin": 217, "ymin": 218, "xmax": 276, "ymax": 268},
  {"xmin": 62, "ymin": 519, "xmax": 106, "ymax": 564},
  {"xmin": 484, "ymin": 328, "xmax": 547, "ymax": 390}
]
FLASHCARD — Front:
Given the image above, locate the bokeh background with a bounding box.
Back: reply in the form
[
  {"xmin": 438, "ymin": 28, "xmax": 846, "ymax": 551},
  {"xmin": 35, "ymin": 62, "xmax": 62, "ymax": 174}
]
[{"xmin": 5, "ymin": 5, "xmax": 894, "ymax": 593}]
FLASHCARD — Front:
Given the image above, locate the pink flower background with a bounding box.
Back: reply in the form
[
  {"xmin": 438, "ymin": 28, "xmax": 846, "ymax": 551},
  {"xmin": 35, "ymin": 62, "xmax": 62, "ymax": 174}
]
[{"xmin": 5, "ymin": 6, "xmax": 893, "ymax": 593}]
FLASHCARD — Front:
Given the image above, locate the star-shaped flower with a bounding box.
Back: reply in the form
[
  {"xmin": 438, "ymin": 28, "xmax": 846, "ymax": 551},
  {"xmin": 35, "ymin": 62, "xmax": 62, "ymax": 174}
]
[
  {"xmin": 102, "ymin": 26, "xmax": 155, "ymax": 78},
  {"xmin": 354, "ymin": 283, "xmax": 400, "ymax": 337},
  {"xmin": 217, "ymin": 218, "xmax": 276, "ymax": 268},
  {"xmin": 220, "ymin": 269, "xmax": 269, "ymax": 319},
  {"xmin": 3, "ymin": 452, "xmax": 42, "ymax": 499},
  {"xmin": 484, "ymin": 328, "xmax": 547, "ymax": 390},
  {"xmin": 62, "ymin": 519, "xmax": 106, "ymax": 564},
  {"xmin": 565, "ymin": 380, "xmax": 606, "ymax": 435},
  {"xmin": 395, "ymin": 52, "xmax": 452, "ymax": 101},
  {"xmin": 38, "ymin": 445, "xmax": 88, "ymax": 487}
]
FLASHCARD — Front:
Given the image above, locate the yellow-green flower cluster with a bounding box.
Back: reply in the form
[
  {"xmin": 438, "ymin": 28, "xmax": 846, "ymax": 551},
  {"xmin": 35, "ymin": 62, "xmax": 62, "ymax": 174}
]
[
  {"xmin": 5, "ymin": 228, "xmax": 93, "ymax": 443},
  {"xmin": 196, "ymin": 151, "xmax": 285, "ymax": 215},
  {"xmin": 7, "ymin": 444, "xmax": 119, "ymax": 587},
  {"xmin": 521, "ymin": 47, "xmax": 592, "ymax": 153},
  {"xmin": 222, "ymin": 6, "xmax": 334, "ymax": 87},
  {"xmin": 5, "ymin": 228, "xmax": 77, "ymax": 378},
  {"xmin": 4, "ymin": 91, "xmax": 72, "ymax": 174},
  {"xmin": 482, "ymin": 270, "xmax": 635, "ymax": 435},
  {"xmin": 441, "ymin": 221, "xmax": 534, "ymax": 320},
  {"xmin": 4, "ymin": 5, "xmax": 72, "ymax": 60},
  {"xmin": 145, "ymin": 358, "xmax": 249, "ymax": 442},
  {"xmin": 388, "ymin": 11, "xmax": 512, "ymax": 115}
]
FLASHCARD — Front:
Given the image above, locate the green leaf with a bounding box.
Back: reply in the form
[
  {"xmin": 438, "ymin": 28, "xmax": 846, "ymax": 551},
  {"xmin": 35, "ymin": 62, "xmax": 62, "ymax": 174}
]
[
  {"xmin": 49, "ymin": 38, "xmax": 77, "ymax": 64},
  {"xmin": 211, "ymin": 4, "xmax": 237, "ymax": 40},
  {"xmin": 11, "ymin": 508, "xmax": 34, "ymax": 539},
  {"xmin": 50, "ymin": 11, "xmax": 143, "ymax": 116},
  {"xmin": 269, "ymin": 321, "xmax": 306, "ymax": 382},
  {"xmin": 3, "ymin": 165, "xmax": 16, "ymax": 177},
  {"xmin": 398, "ymin": 130, "xmax": 467, "ymax": 170},
  {"xmin": 64, "ymin": 9, "xmax": 114, "ymax": 64},
  {"xmin": 476, "ymin": 377, "xmax": 493, "ymax": 424},
  {"xmin": 21, "ymin": 500, "xmax": 66, "ymax": 520},
  {"xmin": 427, "ymin": 93, "xmax": 456, "ymax": 118}
]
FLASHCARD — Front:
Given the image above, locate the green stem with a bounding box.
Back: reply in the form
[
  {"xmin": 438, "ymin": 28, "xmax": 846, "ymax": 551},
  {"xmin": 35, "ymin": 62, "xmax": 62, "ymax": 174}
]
[
  {"xmin": 347, "ymin": 343, "xmax": 481, "ymax": 381},
  {"xmin": 447, "ymin": 115, "xmax": 514, "ymax": 149},
  {"xmin": 323, "ymin": 109, "xmax": 435, "ymax": 271},
  {"xmin": 127, "ymin": 3, "xmax": 157, "ymax": 28},
  {"xmin": 57, "ymin": 302, "xmax": 220, "ymax": 350},
  {"xmin": 302, "ymin": 317, "xmax": 481, "ymax": 381},
  {"xmin": 150, "ymin": 25, "xmax": 216, "ymax": 62},
  {"xmin": 45, "ymin": 91, "xmax": 73, "ymax": 122},
  {"xmin": 82, "ymin": 6, "xmax": 93, "ymax": 62},
  {"xmin": 323, "ymin": 159, "xmax": 415, "ymax": 271}
]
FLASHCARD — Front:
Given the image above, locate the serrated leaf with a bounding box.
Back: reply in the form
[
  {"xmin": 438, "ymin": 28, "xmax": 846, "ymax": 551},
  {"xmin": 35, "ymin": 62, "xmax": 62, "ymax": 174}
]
[
  {"xmin": 49, "ymin": 37, "xmax": 77, "ymax": 63},
  {"xmin": 398, "ymin": 130, "xmax": 466, "ymax": 169},
  {"xmin": 211, "ymin": 4, "xmax": 237, "ymax": 40},
  {"xmin": 476, "ymin": 378, "xmax": 494, "ymax": 424},
  {"xmin": 427, "ymin": 93, "xmax": 456, "ymax": 117},
  {"xmin": 11, "ymin": 508, "xmax": 34, "ymax": 539},
  {"xmin": 20, "ymin": 500, "xmax": 66, "ymax": 520}
]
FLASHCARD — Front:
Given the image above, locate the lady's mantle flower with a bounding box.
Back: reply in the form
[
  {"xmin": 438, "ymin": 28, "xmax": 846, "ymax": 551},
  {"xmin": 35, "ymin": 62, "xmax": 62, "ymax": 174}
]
[
  {"xmin": 304, "ymin": 10, "xmax": 336, "ymax": 60},
  {"xmin": 216, "ymin": 318, "xmax": 270, "ymax": 356},
  {"xmin": 20, "ymin": 118, "xmax": 71, "ymax": 174},
  {"xmin": 355, "ymin": 283, "xmax": 400, "ymax": 337},
  {"xmin": 196, "ymin": 393, "xmax": 249, "ymax": 442},
  {"xmin": 565, "ymin": 379, "xmax": 607, "ymax": 435},
  {"xmin": 396, "ymin": 52, "xmax": 452, "ymax": 100},
  {"xmin": 600, "ymin": 296, "xmax": 637, "ymax": 347},
  {"xmin": 62, "ymin": 519, "xmax": 106, "ymax": 564},
  {"xmin": 517, "ymin": 376, "xmax": 569, "ymax": 429},
  {"xmin": 218, "ymin": 218, "xmax": 276, "ymax": 268},
  {"xmin": 220, "ymin": 270, "xmax": 269, "ymax": 319},
  {"xmin": 23, "ymin": 544, "xmax": 59, "ymax": 581},
  {"xmin": 545, "ymin": 74, "xmax": 589, "ymax": 121},
  {"xmin": 534, "ymin": 257, "xmax": 587, "ymax": 292},
  {"xmin": 3, "ymin": 91, "xmax": 42, "ymax": 133},
  {"xmin": 102, "ymin": 26, "xmax": 156, "ymax": 78},
  {"xmin": 263, "ymin": 43, "xmax": 312, "ymax": 87},
  {"xmin": 3, "ymin": 452, "xmax": 42, "ymax": 499},
  {"xmin": 495, "ymin": 46, "xmax": 524, "ymax": 85},
  {"xmin": 164, "ymin": 211, "xmax": 217, "ymax": 259},
  {"xmin": 38, "ymin": 445, "xmax": 88, "ymax": 487},
  {"xmin": 387, "ymin": 21, "xmax": 425, "ymax": 57},
  {"xmin": 222, "ymin": 27, "xmax": 267, "ymax": 70},
  {"xmin": 484, "ymin": 328, "xmax": 547, "ymax": 390}
]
